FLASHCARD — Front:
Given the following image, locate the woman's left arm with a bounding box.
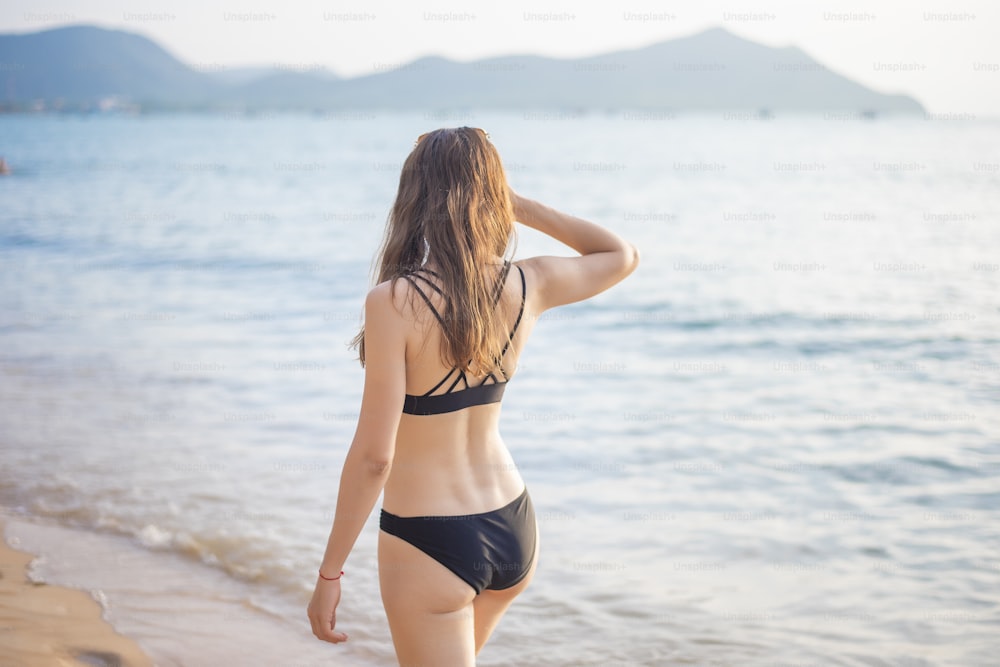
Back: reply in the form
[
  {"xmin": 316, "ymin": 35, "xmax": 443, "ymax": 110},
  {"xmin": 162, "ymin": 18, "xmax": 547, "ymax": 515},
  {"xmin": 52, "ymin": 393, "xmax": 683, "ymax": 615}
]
[{"xmin": 308, "ymin": 282, "xmax": 406, "ymax": 643}]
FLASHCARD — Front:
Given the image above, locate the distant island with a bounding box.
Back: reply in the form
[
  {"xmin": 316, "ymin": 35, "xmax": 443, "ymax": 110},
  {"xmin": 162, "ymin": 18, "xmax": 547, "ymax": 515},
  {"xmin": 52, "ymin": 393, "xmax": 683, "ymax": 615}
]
[{"xmin": 0, "ymin": 24, "xmax": 925, "ymax": 114}]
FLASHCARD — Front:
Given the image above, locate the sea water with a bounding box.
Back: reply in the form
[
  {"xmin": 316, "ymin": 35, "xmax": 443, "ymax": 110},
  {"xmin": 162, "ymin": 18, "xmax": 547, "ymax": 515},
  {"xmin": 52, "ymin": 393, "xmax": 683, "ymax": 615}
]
[{"xmin": 1, "ymin": 111, "xmax": 998, "ymax": 666}]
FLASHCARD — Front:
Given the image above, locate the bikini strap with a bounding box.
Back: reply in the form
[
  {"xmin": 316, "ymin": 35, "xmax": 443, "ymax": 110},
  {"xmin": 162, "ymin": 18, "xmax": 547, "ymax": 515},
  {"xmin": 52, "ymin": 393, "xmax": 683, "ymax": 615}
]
[
  {"xmin": 499, "ymin": 264, "xmax": 526, "ymax": 359},
  {"xmin": 421, "ymin": 367, "xmax": 459, "ymax": 397},
  {"xmin": 408, "ymin": 270, "xmax": 447, "ymax": 298},
  {"xmin": 406, "ymin": 263, "xmax": 522, "ymax": 393},
  {"xmin": 401, "ymin": 273, "xmax": 448, "ymax": 332},
  {"xmin": 491, "ymin": 260, "xmax": 512, "ymax": 306},
  {"xmin": 414, "ymin": 267, "xmax": 443, "ymax": 284}
]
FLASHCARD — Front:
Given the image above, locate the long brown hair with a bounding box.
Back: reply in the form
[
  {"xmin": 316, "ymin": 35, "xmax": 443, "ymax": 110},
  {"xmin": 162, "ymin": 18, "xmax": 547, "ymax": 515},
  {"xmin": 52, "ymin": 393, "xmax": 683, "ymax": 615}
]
[{"xmin": 352, "ymin": 127, "xmax": 517, "ymax": 374}]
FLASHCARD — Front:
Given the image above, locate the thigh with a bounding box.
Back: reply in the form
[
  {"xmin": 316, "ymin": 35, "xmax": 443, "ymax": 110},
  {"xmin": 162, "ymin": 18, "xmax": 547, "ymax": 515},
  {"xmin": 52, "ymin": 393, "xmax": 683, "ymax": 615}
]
[{"xmin": 378, "ymin": 530, "xmax": 478, "ymax": 667}]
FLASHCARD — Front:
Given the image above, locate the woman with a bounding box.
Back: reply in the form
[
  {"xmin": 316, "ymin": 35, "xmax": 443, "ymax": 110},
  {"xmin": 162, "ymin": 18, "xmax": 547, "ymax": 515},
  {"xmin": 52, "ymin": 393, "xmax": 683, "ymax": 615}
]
[{"xmin": 307, "ymin": 127, "xmax": 639, "ymax": 665}]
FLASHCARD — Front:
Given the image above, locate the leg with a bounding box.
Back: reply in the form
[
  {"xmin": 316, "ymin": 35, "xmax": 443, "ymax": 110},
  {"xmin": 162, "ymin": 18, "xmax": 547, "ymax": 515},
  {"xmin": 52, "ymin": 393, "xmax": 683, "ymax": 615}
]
[
  {"xmin": 472, "ymin": 524, "xmax": 540, "ymax": 654},
  {"xmin": 379, "ymin": 530, "xmax": 478, "ymax": 667}
]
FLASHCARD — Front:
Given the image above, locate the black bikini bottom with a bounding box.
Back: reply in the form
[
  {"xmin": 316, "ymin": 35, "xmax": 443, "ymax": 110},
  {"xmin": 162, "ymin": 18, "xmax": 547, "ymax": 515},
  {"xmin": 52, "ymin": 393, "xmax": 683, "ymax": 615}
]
[{"xmin": 380, "ymin": 487, "xmax": 537, "ymax": 595}]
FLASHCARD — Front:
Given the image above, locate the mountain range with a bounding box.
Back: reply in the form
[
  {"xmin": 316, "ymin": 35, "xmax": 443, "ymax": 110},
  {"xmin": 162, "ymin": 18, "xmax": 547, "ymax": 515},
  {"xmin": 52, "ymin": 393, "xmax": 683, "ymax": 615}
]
[{"xmin": 0, "ymin": 25, "xmax": 924, "ymax": 113}]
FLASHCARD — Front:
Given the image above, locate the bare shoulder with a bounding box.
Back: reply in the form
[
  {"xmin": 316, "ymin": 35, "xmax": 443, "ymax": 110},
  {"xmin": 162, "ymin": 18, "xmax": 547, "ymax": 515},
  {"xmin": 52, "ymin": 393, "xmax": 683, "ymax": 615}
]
[
  {"xmin": 366, "ymin": 278, "xmax": 412, "ymax": 321},
  {"xmin": 362, "ymin": 280, "xmax": 411, "ymax": 363},
  {"xmin": 510, "ymin": 258, "xmax": 539, "ymax": 300}
]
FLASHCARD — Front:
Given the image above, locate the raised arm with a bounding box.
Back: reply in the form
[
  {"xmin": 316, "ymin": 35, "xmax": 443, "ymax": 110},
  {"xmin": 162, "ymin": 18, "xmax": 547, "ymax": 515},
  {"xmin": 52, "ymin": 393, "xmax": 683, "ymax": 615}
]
[
  {"xmin": 512, "ymin": 191, "xmax": 639, "ymax": 313},
  {"xmin": 308, "ymin": 281, "xmax": 406, "ymax": 643}
]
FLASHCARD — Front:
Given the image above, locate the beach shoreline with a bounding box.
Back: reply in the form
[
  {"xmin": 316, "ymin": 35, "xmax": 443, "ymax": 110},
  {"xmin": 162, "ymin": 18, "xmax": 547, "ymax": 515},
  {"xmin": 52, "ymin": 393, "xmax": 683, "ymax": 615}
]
[
  {"xmin": 0, "ymin": 509, "xmax": 387, "ymax": 666},
  {"xmin": 0, "ymin": 518, "xmax": 154, "ymax": 667}
]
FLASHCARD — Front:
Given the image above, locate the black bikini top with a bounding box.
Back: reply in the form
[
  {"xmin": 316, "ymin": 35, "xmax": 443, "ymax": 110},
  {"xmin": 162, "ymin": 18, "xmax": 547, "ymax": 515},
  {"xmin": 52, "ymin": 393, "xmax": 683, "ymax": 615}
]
[{"xmin": 401, "ymin": 261, "xmax": 526, "ymax": 416}]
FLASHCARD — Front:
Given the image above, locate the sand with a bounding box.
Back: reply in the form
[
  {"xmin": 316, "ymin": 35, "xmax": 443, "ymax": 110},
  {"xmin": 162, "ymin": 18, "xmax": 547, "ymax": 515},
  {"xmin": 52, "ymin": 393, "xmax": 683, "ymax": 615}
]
[{"xmin": 0, "ymin": 521, "xmax": 154, "ymax": 667}]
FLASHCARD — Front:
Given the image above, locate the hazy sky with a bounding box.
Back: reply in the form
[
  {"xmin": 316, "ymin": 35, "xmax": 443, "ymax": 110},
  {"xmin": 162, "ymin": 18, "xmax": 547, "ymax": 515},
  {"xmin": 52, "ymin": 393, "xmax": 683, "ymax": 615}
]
[{"xmin": 3, "ymin": 0, "xmax": 998, "ymax": 115}]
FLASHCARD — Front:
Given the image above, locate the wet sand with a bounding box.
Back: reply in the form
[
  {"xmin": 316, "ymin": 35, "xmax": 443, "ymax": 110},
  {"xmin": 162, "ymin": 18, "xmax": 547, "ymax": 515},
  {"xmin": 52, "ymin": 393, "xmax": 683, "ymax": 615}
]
[{"xmin": 0, "ymin": 520, "xmax": 153, "ymax": 667}]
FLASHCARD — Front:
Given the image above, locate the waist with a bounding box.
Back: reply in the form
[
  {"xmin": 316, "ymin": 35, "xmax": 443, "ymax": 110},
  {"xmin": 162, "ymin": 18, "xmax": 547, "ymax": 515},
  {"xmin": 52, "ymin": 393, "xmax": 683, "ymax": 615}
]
[
  {"xmin": 382, "ymin": 485, "xmax": 530, "ymax": 522},
  {"xmin": 385, "ymin": 423, "xmax": 522, "ymax": 513},
  {"xmin": 382, "ymin": 454, "xmax": 525, "ymax": 517}
]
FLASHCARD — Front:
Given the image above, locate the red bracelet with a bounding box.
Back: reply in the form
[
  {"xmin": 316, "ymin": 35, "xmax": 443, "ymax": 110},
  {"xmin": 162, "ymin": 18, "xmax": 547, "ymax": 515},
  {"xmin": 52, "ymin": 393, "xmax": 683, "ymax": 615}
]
[{"xmin": 318, "ymin": 569, "xmax": 344, "ymax": 581}]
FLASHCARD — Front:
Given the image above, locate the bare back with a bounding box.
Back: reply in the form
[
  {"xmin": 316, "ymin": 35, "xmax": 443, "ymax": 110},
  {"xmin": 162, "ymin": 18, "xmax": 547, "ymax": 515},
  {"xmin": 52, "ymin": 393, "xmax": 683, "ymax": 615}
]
[{"xmin": 381, "ymin": 260, "xmax": 540, "ymax": 517}]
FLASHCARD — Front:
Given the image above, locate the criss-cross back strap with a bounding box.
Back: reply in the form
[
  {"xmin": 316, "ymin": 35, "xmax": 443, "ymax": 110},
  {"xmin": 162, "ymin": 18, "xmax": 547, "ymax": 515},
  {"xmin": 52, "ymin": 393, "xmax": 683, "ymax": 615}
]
[{"xmin": 402, "ymin": 261, "xmax": 524, "ymax": 395}]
